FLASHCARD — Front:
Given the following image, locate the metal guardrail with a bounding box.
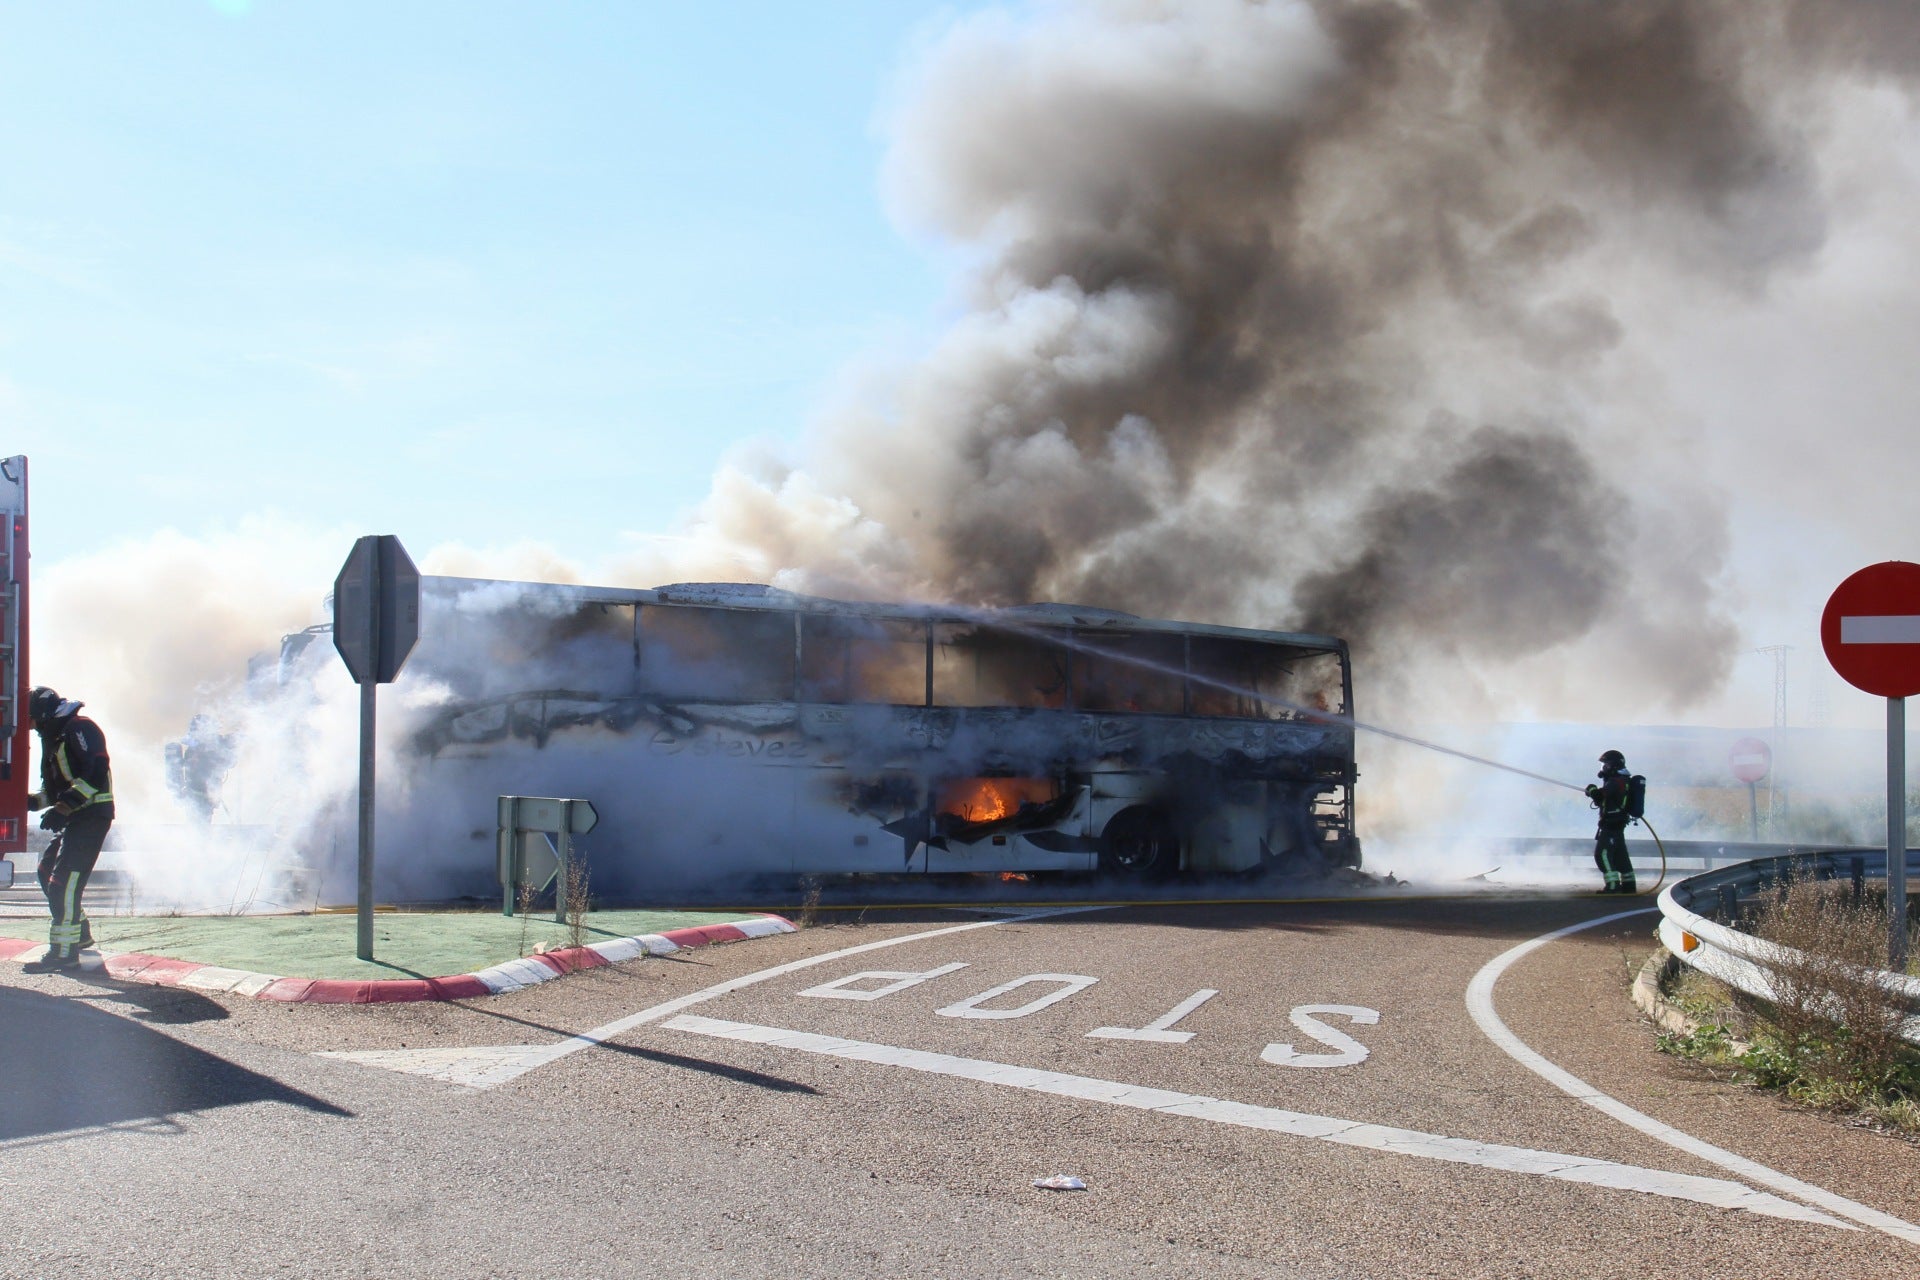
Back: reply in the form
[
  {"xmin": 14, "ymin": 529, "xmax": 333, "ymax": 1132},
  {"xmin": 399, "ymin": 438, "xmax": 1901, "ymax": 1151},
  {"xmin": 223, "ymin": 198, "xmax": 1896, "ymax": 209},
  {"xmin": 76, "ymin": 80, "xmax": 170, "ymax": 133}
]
[
  {"xmin": 1655, "ymin": 849, "xmax": 1920, "ymax": 1044},
  {"xmin": 498, "ymin": 795, "xmax": 598, "ymax": 921},
  {"xmin": 1481, "ymin": 835, "xmax": 1884, "ymax": 873}
]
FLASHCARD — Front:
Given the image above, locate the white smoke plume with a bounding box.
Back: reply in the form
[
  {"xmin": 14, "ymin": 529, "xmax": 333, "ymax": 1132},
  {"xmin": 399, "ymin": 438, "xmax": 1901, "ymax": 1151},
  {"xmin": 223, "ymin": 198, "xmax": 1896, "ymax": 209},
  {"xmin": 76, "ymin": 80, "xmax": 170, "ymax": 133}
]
[{"xmin": 33, "ymin": 522, "xmax": 349, "ymax": 813}]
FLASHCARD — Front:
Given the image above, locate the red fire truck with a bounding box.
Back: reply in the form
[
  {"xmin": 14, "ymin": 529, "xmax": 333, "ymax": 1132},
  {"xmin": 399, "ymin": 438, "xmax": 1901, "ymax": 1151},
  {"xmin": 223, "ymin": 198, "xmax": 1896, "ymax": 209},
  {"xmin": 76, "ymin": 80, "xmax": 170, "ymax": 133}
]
[{"xmin": 0, "ymin": 455, "xmax": 28, "ymax": 882}]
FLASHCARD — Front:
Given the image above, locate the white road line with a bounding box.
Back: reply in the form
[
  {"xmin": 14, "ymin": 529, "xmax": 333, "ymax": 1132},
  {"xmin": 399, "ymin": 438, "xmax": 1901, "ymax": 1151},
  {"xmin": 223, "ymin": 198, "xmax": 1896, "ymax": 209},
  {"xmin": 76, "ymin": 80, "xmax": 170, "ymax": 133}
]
[
  {"xmin": 1465, "ymin": 907, "xmax": 1920, "ymax": 1245},
  {"xmin": 660, "ymin": 1013, "xmax": 1847, "ymax": 1228},
  {"xmin": 322, "ymin": 906, "xmax": 1101, "ymax": 1089}
]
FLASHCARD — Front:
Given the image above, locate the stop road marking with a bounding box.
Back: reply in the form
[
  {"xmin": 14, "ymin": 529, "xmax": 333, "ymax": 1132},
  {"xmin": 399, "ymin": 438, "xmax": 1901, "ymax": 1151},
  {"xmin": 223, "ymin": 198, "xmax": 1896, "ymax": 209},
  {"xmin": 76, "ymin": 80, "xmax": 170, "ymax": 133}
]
[{"xmin": 1087, "ymin": 989, "xmax": 1219, "ymax": 1043}]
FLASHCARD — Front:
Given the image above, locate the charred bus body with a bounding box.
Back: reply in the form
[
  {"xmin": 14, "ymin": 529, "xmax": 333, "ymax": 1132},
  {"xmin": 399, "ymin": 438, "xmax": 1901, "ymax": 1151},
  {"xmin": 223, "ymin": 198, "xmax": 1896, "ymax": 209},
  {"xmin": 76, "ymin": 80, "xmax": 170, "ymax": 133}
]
[{"xmin": 402, "ymin": 579, "xmax": 1358, "ymax": 894}]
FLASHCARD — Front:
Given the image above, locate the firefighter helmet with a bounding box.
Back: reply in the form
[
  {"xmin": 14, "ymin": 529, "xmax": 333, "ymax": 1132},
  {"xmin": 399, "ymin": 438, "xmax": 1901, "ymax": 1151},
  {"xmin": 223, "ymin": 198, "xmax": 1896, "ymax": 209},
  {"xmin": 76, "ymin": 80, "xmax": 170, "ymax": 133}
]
[
  {"xmin": 27, "ymin": 686, "xmax": 62, "ymax": 727},
  {"xmin": 1599, "ymin": 749, "xmax": 1626, "ymax": 767}
]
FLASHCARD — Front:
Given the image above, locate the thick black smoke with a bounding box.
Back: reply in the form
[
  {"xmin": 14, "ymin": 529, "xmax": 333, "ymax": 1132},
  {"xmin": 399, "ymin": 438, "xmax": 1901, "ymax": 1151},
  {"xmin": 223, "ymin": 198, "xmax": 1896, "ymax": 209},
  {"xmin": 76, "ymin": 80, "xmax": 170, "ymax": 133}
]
[{"xmin": 674, "ymin": 0, "xmax": 1920, "ymax": 719}]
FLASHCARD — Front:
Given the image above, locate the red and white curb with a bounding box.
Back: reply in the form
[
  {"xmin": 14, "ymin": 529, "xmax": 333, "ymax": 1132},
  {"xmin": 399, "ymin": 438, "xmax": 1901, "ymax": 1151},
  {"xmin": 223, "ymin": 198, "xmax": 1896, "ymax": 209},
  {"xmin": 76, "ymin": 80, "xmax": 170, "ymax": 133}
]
[{"xmin": 0, "ymin": 914, "xmax": 795, "ymax": 1004}]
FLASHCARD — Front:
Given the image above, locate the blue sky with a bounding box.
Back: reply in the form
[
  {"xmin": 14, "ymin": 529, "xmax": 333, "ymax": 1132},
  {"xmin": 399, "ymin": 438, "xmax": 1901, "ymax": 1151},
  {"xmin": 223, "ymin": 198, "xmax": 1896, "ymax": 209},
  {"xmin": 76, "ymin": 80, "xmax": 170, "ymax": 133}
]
[{"xmin": 1, "ymin": 0, "xmax": 972, "ymax": 565}]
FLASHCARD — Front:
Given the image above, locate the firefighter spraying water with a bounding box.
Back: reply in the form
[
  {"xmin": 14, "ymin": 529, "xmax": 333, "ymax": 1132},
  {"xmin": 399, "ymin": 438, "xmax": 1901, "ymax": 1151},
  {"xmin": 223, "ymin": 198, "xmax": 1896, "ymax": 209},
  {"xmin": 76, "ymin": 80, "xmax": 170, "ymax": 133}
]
[{"xmin": 1584, "ymin": 750, "xmax": 1648, "ymax": 895}]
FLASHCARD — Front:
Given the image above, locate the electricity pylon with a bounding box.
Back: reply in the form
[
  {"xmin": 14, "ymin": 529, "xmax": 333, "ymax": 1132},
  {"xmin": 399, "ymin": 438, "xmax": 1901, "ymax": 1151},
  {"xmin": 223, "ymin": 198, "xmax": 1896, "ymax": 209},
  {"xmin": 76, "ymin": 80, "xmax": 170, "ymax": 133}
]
[{"xmin": 1757, "ymin": 645, "xmax": 1792, "ymax": 833}]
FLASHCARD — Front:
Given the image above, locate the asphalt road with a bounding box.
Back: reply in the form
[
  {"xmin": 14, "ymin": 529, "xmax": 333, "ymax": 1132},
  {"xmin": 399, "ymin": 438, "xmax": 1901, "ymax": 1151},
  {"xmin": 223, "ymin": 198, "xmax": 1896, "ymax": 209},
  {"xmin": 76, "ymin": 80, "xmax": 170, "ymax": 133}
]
[{"xmin": 2, "ymin": 893, "xmax": 1915, "ymax": 1278}]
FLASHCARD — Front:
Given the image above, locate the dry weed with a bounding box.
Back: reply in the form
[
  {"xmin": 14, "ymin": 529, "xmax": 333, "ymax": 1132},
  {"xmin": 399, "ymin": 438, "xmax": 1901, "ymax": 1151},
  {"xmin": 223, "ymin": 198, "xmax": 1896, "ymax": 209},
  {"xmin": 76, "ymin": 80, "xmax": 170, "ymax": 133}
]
[
  {"xmin": 516, "ymin": 877, "xmax": 535, "ymax": 957},
  {"xmin": 1748, "ymin": 870, "xmax": 1909, "ymax": 1094},
  {"xmin": 564, "ymin": 855, "xmax": 591, "ymax": 951}
]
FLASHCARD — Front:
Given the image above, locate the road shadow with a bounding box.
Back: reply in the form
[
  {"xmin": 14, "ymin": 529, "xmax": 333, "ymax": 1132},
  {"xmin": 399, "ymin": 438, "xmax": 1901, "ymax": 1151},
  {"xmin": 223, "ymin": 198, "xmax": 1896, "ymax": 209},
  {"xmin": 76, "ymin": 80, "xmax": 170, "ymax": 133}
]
[
  {"xmin": 592, "ymin": 1042, "xmax": 821, "ymax": 1094},
  {"xmin": 597, "ymin": 869, "xmax": 1646, "ymax": 936},
  {"xmin": 0, "ymin": 985, "xmax": 353, "ymax": 1144},
  {"xmin": 69, "ymin": 974, "xmax": 233, "ymax": 1025}
]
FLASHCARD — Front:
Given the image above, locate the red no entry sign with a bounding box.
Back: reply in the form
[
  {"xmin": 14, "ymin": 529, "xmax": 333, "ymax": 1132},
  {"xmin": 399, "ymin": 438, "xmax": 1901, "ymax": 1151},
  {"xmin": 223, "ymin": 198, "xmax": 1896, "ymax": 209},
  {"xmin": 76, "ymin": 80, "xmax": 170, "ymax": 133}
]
[
  {"xmin": 1821, "ymin": 560, "xmax": 1916, "ymax": 969},
  {"xmin": 1729, "ymin": 737, "xmax": 1771, "ymax": 783},
  {"xmin": 1821, "ymin": 561, "xmax": 1920, "ymax": 698}
]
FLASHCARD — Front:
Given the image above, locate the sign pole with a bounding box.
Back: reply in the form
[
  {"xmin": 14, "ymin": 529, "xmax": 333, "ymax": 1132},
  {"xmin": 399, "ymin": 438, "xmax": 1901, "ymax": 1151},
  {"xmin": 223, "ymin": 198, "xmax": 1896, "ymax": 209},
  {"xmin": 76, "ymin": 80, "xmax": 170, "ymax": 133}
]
[
  {"xmin": 358, "ymin": 678, "xmax": 377, "ymax": 960},
  {"xmin": 1821, "ymin": 561, "xmax": 1920, "ymax": 972},
  {"xmin": 1890, "ymin": 696, "xmax": 1908, "ymax": 972},
  {"xmin": 1729, "ymin": 738, "xmax": 1771, "ymax": 840},
  {"xmin": 357, "ymin": 549, "xmax": 382, "ymax": 963},
  {"xmin": 333, "ymin": 534, "xmax": 420, "ymax": 965}
]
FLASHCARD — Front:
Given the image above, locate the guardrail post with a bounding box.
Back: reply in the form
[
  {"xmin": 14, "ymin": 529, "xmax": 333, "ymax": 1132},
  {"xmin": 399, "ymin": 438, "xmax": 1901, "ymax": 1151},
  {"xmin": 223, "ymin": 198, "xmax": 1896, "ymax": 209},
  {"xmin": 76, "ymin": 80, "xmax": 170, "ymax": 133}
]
[
  {"xmin": 1851, "ymin": 854, "xmax": 1866, "ymax": 905},
  {"xmin": 1718, "ymin": 883, "xmax": 1739, "ymax": 924},
  {"xmin": 499, "ymin": 796, "xmax": 520, "ymax": 917},
  {"xmin": 553, "ymin": 816, "xmax": 572, "ymax": 926},
  {"xmin": 495, "ymin": 795, "xmax": 599, "ymax": 921}
]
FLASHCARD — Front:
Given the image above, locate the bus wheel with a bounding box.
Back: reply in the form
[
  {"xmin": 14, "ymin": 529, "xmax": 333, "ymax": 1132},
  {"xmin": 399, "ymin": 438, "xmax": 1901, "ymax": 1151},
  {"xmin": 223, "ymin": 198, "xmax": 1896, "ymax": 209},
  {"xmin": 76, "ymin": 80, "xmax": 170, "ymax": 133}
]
[{"xmin": 1100, "ymin": 807, "xmax": 1180, "ymax": 880}]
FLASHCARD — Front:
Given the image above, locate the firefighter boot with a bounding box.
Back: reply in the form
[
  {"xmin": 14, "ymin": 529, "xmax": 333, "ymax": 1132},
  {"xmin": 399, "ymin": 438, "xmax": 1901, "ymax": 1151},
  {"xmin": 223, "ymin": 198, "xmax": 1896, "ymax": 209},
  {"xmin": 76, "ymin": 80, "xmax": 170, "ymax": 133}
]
[{"xmin": 22, "ymin": 949, "xmax": 81, "ymax": 974}]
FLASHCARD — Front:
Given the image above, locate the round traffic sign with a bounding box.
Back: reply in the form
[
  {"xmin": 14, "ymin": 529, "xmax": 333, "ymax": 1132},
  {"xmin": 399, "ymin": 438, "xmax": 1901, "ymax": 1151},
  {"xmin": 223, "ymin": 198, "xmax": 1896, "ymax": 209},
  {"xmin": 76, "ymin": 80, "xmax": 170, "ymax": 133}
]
[
  {"xmin": 1821, "ymin": 561, "xmax": 1920, "ymax": 698},
  {"xmin": 1729, "ymin": 737, "xmax": 1770, "ymax": 783}
]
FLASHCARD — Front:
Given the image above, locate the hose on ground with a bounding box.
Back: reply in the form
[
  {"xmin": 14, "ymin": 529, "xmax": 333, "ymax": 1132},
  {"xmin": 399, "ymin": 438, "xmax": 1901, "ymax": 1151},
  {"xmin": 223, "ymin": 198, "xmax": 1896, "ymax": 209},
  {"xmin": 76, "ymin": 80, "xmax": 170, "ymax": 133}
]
[{"xmin": 1635, "ymin": 816, "xmax": 1669, "ymax": 897}]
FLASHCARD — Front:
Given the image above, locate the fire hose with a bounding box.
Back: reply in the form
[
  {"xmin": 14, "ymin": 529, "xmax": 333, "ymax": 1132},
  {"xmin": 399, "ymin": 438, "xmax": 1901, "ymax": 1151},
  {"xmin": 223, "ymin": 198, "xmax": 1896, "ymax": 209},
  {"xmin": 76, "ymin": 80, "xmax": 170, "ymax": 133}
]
[
  {"xmin": 1635, "ymin": 815, "xmax": 1670, "ymax": 897},
  {"xmin": 988, "ymin": 620, "xmax": 1682, "ymax": 894}
]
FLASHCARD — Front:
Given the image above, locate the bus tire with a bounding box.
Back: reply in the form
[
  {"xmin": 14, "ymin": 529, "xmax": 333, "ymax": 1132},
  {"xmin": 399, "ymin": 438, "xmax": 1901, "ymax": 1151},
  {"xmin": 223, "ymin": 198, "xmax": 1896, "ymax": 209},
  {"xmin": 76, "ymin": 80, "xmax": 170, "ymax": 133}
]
[{"xmin": 1100, "ymin": 806, "xmax": 1180, "ymax": 880}]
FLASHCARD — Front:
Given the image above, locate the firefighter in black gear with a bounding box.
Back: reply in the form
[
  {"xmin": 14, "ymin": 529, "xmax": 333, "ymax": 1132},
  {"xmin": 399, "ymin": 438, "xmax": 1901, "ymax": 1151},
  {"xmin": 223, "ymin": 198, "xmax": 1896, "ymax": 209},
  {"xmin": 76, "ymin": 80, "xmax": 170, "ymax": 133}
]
[
  {"xmin": 1584, "ymin": 748, "xmax": 1636, "ymax": 894},
  {"xmin": 21, "ymin": 686, "xmax": 114, "ymax": 974}
]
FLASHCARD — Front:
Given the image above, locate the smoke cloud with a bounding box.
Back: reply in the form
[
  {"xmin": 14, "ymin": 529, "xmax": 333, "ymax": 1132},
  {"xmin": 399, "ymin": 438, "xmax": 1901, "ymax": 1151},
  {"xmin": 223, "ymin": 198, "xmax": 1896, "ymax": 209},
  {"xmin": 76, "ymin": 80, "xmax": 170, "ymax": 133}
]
[{"xmin": 664, "ymin": 0, "xmax": 1920, "ymax": 727}]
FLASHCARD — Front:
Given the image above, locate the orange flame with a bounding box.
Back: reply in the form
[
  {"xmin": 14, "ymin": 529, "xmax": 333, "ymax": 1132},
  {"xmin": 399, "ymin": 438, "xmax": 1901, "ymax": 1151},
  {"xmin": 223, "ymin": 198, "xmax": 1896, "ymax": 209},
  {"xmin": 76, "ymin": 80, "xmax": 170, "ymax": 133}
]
[{"xmin": 935, "ymin": 776, "xmax": 1058, "ymax": 824}]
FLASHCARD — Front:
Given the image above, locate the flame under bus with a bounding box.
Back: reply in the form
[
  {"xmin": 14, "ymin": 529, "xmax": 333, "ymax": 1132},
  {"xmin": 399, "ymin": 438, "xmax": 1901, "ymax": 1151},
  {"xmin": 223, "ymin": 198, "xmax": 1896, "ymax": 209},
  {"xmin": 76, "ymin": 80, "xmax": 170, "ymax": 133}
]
[{"xmin": 412, "ymin": 580, "xmax": 1357, "ymax": 889}]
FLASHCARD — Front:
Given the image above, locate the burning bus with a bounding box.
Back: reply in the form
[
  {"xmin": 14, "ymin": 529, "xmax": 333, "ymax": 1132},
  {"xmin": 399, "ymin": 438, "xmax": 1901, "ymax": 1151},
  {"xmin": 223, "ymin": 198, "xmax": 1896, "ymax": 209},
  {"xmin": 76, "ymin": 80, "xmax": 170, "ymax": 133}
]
[
  {"xmin": 183, "ymin": 575, "xmax": 1351, "ymax": 905},
  {"xmin": 202, "ymin": 576, "xmax": 1359, "ymax": 903}
]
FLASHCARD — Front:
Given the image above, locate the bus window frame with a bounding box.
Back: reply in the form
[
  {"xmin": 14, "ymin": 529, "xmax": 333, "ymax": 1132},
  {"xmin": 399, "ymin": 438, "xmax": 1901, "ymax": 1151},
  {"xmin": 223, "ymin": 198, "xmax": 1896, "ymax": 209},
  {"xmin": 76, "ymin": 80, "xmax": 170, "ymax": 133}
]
[
  {"xmin": 796, "ymin": 612, "xmax": 931, "ymax": 708},
  {"xmin": 1067, "ymin": 629, "xmax": 1187, "ymax": 716},
  {"xmin": 629, "ymin": 598, "xmax": 1348, "ymax": 725},
  {"xmin": 634, "ymin": 602, "xmax": 801, "ymax": 704}
]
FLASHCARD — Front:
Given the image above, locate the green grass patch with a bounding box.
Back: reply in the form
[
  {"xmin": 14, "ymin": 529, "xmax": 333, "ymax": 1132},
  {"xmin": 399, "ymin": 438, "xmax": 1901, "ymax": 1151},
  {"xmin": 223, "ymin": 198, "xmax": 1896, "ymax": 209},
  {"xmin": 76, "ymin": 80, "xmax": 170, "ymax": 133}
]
[{"xmin": 83, "ymin": 908, "xmax": 772, "ymax": 981}]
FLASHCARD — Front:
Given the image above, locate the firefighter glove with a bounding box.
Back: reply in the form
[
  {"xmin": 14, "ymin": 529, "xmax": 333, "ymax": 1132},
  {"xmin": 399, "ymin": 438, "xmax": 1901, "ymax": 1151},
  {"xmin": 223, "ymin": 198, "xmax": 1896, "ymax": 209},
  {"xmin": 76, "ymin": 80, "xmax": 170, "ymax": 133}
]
[
  {"xmin": 25, "ymin": 792, "xmax": 44, "ymax": 812},
  {"xmin": 1583, "ymin": 784, "xmax": 1600, "ymax": 800},
  {"xmin": 38, "ymin": 810, "xmax": 68, "ymax": 833}
]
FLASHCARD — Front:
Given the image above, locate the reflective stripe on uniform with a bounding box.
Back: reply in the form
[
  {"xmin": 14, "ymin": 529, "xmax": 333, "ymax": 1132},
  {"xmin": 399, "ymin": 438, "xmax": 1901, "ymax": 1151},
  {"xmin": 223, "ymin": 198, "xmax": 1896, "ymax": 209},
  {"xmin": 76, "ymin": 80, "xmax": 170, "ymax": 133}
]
[
  {"xmin": 53, "ymin": 742, "xmax": 112, "ymax": 810},
  {"xmin": 49, "ymin": 871, "xmax": 88, "ymax": 950}
]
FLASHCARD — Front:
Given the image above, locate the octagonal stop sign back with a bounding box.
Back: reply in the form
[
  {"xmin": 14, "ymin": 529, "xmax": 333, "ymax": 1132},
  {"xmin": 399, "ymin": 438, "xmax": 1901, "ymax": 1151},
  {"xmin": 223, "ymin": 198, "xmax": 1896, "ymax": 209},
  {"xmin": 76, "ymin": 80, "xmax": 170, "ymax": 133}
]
[{"xmin": 1820, "ymin": 561, "xmax": 1920, "ymax": 698}]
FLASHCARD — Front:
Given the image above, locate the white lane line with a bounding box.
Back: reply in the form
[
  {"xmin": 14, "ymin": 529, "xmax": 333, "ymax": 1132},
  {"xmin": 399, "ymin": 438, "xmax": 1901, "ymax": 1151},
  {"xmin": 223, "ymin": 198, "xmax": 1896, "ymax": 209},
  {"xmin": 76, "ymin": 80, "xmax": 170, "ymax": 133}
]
[
  {"xmin": 660, "ymin": 1014, "xmax": 1846, "ymax": 1227},
  {"xmin": 322, "ymin": 906, "xmax": 1101, "ymax": 1089},
  {"xmin": 1465, "ymin": 907, "xmax": 1920, "ymax": 1245}
]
